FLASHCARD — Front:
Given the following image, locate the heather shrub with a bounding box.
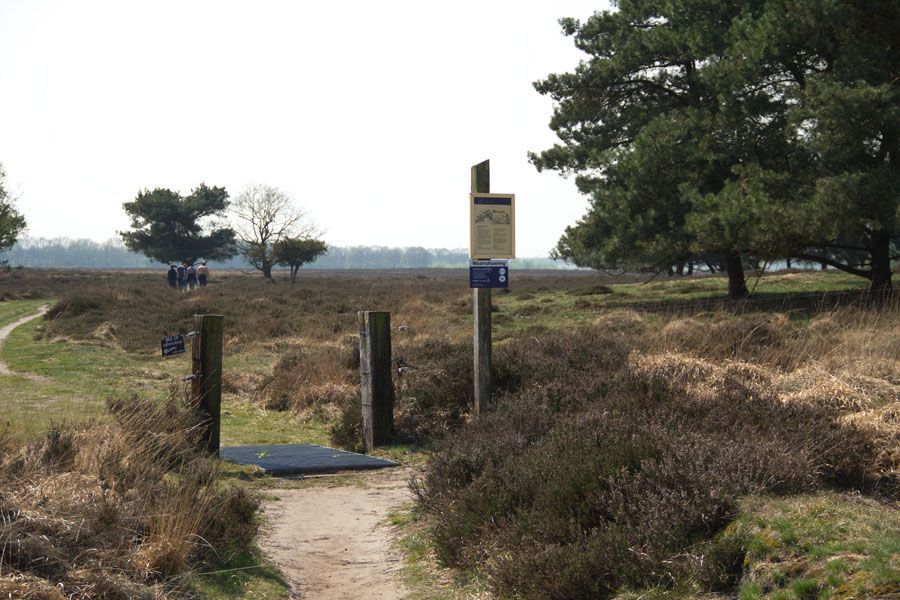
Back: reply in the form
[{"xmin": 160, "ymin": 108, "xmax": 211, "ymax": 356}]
[
  {"xmin": 419, "ymin": 323, "xmax": 883, "ymax": 599},
  {"xmin": 259, "ymin": 347, "xmax": 355, "ymax": 411},
  {"xmin": 329, "ymin": 393, "xmax": 363, "ymax": 452},
  {"xmin": 331, "ymin": 338, "xmax": 475, "ymax": 447},
  {"xmin": 392, "ymin": 338, "xmax": 474, "ymax": 440}
]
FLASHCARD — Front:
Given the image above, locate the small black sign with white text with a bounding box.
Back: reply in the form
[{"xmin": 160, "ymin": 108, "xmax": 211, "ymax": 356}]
[{"xmin": 161, "ymin": 334, "xmax": 186, "ymax": 357}]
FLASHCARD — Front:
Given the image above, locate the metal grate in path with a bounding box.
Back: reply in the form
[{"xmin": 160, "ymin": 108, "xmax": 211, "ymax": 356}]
[{"xmin": 220, "ymin": 444, "xmax": 398, "ymax": 476}]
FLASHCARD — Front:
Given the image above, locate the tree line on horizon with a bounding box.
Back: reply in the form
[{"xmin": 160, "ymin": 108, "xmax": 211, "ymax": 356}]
[
  {"xmin": 1, "ymin": 236, "xmax": 567, "ymax": 271},
  {"xmin": 532, "ymin": 0, "xmax": 899, "ymax": 297}
]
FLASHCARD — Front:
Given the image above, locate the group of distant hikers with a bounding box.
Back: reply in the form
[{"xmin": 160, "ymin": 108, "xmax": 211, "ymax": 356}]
[{"xmin": 166, "ymin": 261, "xmax": 209, "ymax": 291}]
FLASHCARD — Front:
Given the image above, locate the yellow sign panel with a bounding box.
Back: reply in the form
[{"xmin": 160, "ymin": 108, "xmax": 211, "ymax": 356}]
[{"xmin": 470, "ymin": 193, "xmax": 515, "ymax": 259}]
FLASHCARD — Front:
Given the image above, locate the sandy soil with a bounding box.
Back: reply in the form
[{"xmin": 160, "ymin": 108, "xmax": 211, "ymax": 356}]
[
  {"xmin": 260, "ymin": 467, "xmax": 415, "ymax": 599},
  {"xmin": 0, "ymin": 305, "xmax": 49, "ymax": 378}
]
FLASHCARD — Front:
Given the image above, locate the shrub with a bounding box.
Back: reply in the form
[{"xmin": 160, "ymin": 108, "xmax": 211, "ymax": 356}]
[
  {"xmin": 329, "ymin": 393, "xmax": 363, "ymax": 453},
  {"xmin": 331, "ymin": 338, "xmax": 475, "ymax": 448},
  {"xmin": 419, "ymin": 323, "xmax": 882, "ymax": 599},
  {"xmin": 259, "ymin": 346, "xmax": 356, "ymax": 411}
]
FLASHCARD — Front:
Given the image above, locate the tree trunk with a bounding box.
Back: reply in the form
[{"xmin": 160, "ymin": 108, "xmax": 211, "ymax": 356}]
[
  {"xmin": 290, "ymin": 266, "xmax": 299, "ymax": 283},
  {"xmin": 785, "ymin": 258, "xmax": 792, "ymax": 269},
  {"xmin": 676, "ymin": 260, "xmax": 685, "ymax": 276},
  {"xmin": 723, "ymin": 252, "xmax": 748, "ymax": 298},
  {"xmin": 687, "ymin": 261, "xmax": 694, "ymax": 276},
  {"xmin": 869, "ymin": 232, "xmax": 893, "ymax": 296},
  {"xmin": 262, "ymin": 263, "xmax": 275, "ymax": 282}
]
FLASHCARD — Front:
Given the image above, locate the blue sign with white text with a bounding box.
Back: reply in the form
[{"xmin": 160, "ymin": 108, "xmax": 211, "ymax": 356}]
[
  {"xmin": 161, "ymin": 334, "xmax": 186, "ymax": 357},
  {"xmin": 469, "ymin": 260, "xmax": 509, "ymax": 289}
]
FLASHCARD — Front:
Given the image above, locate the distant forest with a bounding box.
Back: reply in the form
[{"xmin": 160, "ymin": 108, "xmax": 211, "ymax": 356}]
[{"xmin": 1, "ymin": 237, "xmax": 569, "ymax": 270}]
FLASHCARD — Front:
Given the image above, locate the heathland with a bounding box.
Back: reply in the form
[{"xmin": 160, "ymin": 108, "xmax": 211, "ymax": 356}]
[{"xmin": 0, "ymin": 267, "xmax": 897, "ymax": 599}]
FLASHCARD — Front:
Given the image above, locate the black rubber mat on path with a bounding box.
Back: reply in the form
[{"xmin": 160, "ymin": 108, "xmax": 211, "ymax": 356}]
[{"xmin": 220, "ymin": 444, "xmax": 398, "ymax": 476}]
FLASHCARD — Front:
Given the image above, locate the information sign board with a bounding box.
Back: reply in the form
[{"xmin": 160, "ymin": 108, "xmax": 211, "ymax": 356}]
[
  {"xmin": 161, "ymin": 334, "xmax": 186, "ymax": 357},
  {"xmin": 470, "ymin": 193, "xmax": 515, "ymax": 259},
  {"xmin": 469, "ymin": 260, "xmax": 509, "ymax": 289}
]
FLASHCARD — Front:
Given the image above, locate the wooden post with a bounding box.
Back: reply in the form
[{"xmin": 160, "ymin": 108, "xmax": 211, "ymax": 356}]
[
  {"xmin": 191, "ymin": 314, "xmax": 223, "ymax": 455},
  {"xmin": 472, "ymin": 160, "xmax": 491, "ymax": 415},
  {"xmin": 358, "ymin": 311, "xmax": 394, "ymax": 452}
]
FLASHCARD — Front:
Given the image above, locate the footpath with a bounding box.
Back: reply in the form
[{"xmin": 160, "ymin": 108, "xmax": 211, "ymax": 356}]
[
  {"xmin": 260, "ymin": 467, "xmax": 414, "ymax": 599},
  {"xmin": 0, "ymin": 305, "xmax": 49, "ymax": 378}
]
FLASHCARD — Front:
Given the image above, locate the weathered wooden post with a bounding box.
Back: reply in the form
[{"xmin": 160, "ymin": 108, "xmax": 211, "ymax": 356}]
[
  {"xmin": 358, "ymin": 310, "xmax": 394, "ymax": 452},
  {"xmin": 191, "ymin": 314, "xmax": 223, "ymax": 455},
  {"xmin": 472, "ymin": 160, "xmax": 492, "ymax": 415}
]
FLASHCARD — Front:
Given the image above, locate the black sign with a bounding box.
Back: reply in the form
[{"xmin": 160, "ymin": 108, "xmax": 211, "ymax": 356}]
[
  {"xmin": 469, "ymin": 260, "xmax": 509, "ymax": 289},
  {"xmin": 161, "ymin": 334, "xmax": 186, "ymax": 357}
]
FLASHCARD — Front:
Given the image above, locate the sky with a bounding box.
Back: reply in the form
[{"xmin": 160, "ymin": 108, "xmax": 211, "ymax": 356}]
[{"xmin": 0, "ymin": 0, "xmax": 610, "ymax": 257}]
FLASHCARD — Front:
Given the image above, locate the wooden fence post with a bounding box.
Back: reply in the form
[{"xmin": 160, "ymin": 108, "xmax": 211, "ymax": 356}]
[
  {"xmin": 191, "ymin": 314, "xmax": 223, "ymax": 455},
  {"xmin": 472, "ymin": 160, "xmax": 492, "ymax": 415},
  {"xmin": 358, "ymin": 311, "xmax": 394, "ymax": 452}
]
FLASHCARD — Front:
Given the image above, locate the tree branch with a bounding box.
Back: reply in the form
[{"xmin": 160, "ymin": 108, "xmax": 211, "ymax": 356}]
[{"xmin": 795, "ymin": 253, "xmax": 871, "ymax": 279}]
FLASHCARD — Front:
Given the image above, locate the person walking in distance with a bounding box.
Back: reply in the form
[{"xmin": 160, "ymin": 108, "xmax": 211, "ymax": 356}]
[
  {"xmin": 186, "ymin": 263, "xmax": 198, "ymax": 291},
  {"xmin": 176, "ymin": 262, "xmax": 187, "ymax": 291},
  {"xmin": 166, "ymin": 265, "xmax": 177, "ymax": 289},
  {"xmin": 197, "ymin": 261, "xmax": 209, "ymax": 287}
]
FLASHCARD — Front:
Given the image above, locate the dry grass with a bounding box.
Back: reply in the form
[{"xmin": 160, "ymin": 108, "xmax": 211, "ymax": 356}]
[
  {"xmin": 0, "ymin": 393, "xmax": 258, "ymax": 598},
  {"xmin": 638, "ymin": 302, "xmax": 900, "ymax": 479}
]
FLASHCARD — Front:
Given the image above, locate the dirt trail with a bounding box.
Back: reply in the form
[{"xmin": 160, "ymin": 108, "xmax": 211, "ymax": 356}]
[
  {"xmin": 260, "ymin": 467, "xmax": 415, "ymax": 599},
  {"xmin": 0, "ymin": 305, "xmax": 49, "ymax": 378}
]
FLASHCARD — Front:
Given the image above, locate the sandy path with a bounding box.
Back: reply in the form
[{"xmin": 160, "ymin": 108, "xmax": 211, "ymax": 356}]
[
  {"xmin": 260, "ymin": 467, "xmax": 415, "ymax": 599},
  {"xmin": 0, "ymin": 305, "xmax": 49, "ymax": 378}
]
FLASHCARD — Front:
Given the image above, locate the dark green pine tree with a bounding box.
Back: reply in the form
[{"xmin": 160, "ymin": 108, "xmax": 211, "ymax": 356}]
[
  {"xmin": 724, "ymin": 0, "xmax": 900, "ymax": 292},
  {"xmin": 120, "ymin": 184, "xmax": 237, "ymax": 265},
  {"xmin": 537, "ymin": 0, "xmax": 899, "ymax": 296}
]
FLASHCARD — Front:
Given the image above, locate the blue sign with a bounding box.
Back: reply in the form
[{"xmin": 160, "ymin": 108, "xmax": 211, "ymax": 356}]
[
  {"xmin": 161, "ymin": 334, "xmax": 186, "ymax": 357},
  {"xmin": 469, "ymin": 260, "xmax": 509, "ymax": 289}
]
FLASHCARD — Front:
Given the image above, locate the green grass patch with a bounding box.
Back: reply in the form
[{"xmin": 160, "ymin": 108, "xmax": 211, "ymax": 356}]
[
  {"xmin": 718, "ymin": 493, "xmax": 899, "ymax": 599},
  {"xmin": 1, "ymin": 316, "xmax": 336, "ymax": 447},
  {"xmin": 388, "ymin": 505, "xmax": 490, "ymax": 600},
  {"xmin": 186, "ymin": 546, "xmax": 291, "ymax": 600},
  {"xmin": 372, "ymin": 443, "xmax": 432, "ymax": 468},
  {"xmin": 221, "ymin": 400, "xmax": 332, "ymax": 446},
  {"xmin": 0, "ymin": 298, "xmax": 48, "ymax": 326},
  {"xmin": 0, "ymin": 317, "xmax": 184, "ymax": 436},
  {"xmin": 491, "ymin": 272, "xmax": 868, "ymax": 338}
]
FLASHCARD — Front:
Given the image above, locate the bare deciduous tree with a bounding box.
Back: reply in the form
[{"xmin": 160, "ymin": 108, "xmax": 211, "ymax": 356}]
[{"xmin": 231, "ymin": 183, "xmax": 317, "ymax": 281}]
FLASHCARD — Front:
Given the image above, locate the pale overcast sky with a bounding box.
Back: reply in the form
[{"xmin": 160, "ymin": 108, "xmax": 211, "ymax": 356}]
[{"xmin": 0, "ymin": 1, "xmax": 609, "ymax": 257}]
